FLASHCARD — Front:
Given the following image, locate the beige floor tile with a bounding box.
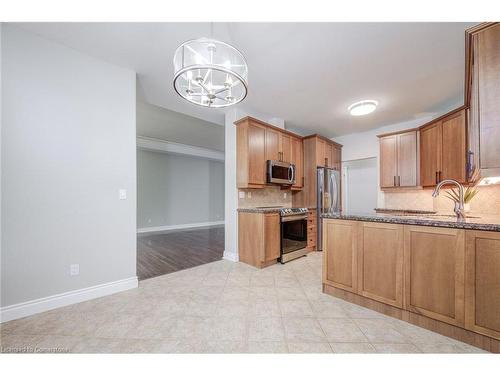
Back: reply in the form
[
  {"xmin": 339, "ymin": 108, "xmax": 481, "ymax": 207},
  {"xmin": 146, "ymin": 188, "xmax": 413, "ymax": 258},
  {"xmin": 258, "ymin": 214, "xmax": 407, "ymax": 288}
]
[
  {"xmin": 279, "ymin": 300, "xmax": 315, "ymax": 317},
  {"xmin": 353, "ymin": 319, "xmax": 409, "ymax": 344},
  {"xmin": 247, "ymin": 341, "xmax": 288, "ymax": 353},
  {"xmin": 248, "ymin": 299, "xmax": 281, "ymax": 317},
  {"xmin": 184, "ymin": 300, "xmax": 218, "ymax": 317},
  {"xmin": 71, "ymin": 337, "xmax": 124, "ymax": 353},
  {"xmin": 0, "ymin": 334, "xmax": 42, "ymax": 353},
  {"xmin": 342, "ymin": 302, "xmax": 385, "ymax": 319},
  {"xmin": 318, "ymin": 318, "xmax": 368, "ymax": 343},
  {"xmin": 197, "ymin": 341, "xmax": 248, "ymax": 353},
  {"xmin": 153, "ymin": 339, "xmax": 200, "ymax": 353},
  {"xmin": 309, "ymin": 300, "xmax": 349, "ymax": 318},
  {"xmin": 283, "ymin": 317, "xmax": 327, "ymax": 342},
  {"xmin": 216, "ymin": 300, "xmax": 249, "ymax": 317},
  {"xmin": 276, "ymin": 287, "xmax": 308, "ymax": 301},
  {"xmin": 222, "ymin": 286, "xmax": 250, "ymax": 301},
  {"xmin": 250, "ymin": 274, "xmax": 275, "ymax": 287},
  {"xmin": 329, "ymin": 342, "xmax": 376, "ymax": 353},
  {"xmin": 249, "ymin": 286, "xmax": 277, "ymax": 300},
  {"xmin": 372, "ymin": 343, "xmax": 422, "ymax": 353},
  {"xmin": 287, "ymin": 342, "xmax": 333, "ymax": 353},
  {"xmin": 248, "ymin": 317, "xmax": 285, "ymax": 342},
  {"xmin": 208, "ymin": 317, "xmax": 247, "ymax": 341}
]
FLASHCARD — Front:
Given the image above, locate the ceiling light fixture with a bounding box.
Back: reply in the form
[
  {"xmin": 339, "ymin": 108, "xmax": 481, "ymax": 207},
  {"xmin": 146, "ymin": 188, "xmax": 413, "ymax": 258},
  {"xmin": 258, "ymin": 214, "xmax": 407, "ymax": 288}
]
[
  {"xmin": 173, "ymin": 30, "xmax": 248, "ymax": 108},
  {"xmin": 348, "ymin": 100, "xmax": 378, "ymax": 116}
]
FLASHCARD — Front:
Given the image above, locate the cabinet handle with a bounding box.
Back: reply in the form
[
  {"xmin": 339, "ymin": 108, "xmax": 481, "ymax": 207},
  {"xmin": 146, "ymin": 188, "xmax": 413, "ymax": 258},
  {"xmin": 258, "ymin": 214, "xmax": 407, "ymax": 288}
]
[
  {"xmin": 398, "ymin": 176, "xmax": 401, "ymax": 186},
  {"xmin": 394, "ymin": 176, "xmax": 396, "ymax": 186},
  {"xmin": 435, "ymin": 171, "xmax": 439, "ymax": 184},
  {"xmin": 325, "ymin": 158, "xmax": 328, "ymax": 166},
  {"xmin": 438, "ymin": 171, "xmax": 442, "ymax": 182}
]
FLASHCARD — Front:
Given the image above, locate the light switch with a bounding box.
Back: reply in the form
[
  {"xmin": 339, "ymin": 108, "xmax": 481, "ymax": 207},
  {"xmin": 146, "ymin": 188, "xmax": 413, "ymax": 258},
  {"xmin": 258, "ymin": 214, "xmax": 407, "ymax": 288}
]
[
  {"xmin": 70, "ymin": 264, "xmax": 79, "ymax": 276},
  {"xmin": 247, "ymin": 192, "xmax": 252, "ymax": 198},
  {"xmin": 283, "ymin": 192, "xmax": 287, "ymax": 199},
  {"xmin": 239, "ymin": 191, "xmax": 245, "ymax": 199},
  {"xmin": 119, "ymin": 189, "xmax": 127, "ymax": 200}
]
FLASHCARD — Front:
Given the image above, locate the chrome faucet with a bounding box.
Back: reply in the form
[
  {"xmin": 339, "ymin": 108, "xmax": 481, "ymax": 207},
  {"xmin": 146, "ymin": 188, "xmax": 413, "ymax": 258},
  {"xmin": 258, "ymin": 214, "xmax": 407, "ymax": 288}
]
[{"xmin": 432, "ymin": 179, "xmax": 466, "ymax": 220}]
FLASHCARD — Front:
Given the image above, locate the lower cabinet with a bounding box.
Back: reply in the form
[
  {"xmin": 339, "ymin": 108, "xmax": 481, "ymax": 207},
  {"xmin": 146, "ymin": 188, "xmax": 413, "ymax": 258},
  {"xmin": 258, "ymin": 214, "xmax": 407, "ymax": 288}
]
[
  {"xmin": 358, "ymin": 222, "xmax": 404, "ymax": 308},
  {"xmin": 239, "ymin": 212, "xmax": 280, "ymax": 268},
  {"xmin": 323, "ymin": 219, "xmax": 358, "ymax": 293},
  {"xmin": 404, "ymin": 225, "xmax": 465, "ymax": 327},
  {"xmin": 465, "ymin": 231, "xmax": 500, "ymax": 340}
]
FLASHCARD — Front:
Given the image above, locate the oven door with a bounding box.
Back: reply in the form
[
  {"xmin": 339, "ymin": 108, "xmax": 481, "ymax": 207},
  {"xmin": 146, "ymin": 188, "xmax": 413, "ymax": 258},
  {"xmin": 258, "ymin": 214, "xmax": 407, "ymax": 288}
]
[
  {"xmin": 281, "ymin": 215, "xmax": 308, "ymax": 255},
  {"xmin": 267, "ymin": 160, "xmax": 295, "ymax": 185}
]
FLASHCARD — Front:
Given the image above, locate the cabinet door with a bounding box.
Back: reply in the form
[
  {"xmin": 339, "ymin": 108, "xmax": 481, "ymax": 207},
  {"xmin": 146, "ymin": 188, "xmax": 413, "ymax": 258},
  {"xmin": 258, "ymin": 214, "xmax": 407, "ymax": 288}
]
[
  {"xmin": 420, "ymin": 122, "xmax": 441, "ymax": 187},
  {"xmin": 323, "ymin": 219, "xmax": 358, "ymax": 293},
  {"xmin": 465, "ymin": 231, "xmax": 500, "ymax": 340},
  {"xmin": 325, "ymin": 143, "xmax": 334, "ymax": 168},
  {"xmin": 265, "ymin": 127, "xmax": 280, "ymax": 161},
  {"xmin": 264, "ymin": 213, "xmax": 281, "ymax": 262},
  {"xmin": 291, "ymin": 137, "xmax": 303, "ymax": 188},
  {"xmin": 358, "ymin": 222, "xmax": 404, "ymax": 308},
  {"xmin": 316, "ymin": 138, "xmax": 326, "ymax": 167},
  {"xmin": 404, "ymin": 226, "xmax": 465, "ymax": 327},
  {"xmin": 441, "ymin": 110, "xmax": 466, "ymax": 182},
  {"xmin": 280, "ymin": 133, "xmax": 292, "ymax": 163},
  {"xmin": 247, "ymin": 122, "xmax": 266, "ymax": 185},
  {"xmin": 478, "ymin": 24, "xmax": 500, "ymax": 171},
  {"xmin": 397, "ymin": 131, "xmax": 417, "ymax": 187},
  {"xmin": 332, "ymin": 147, "xmax": 341, "ymax": 171},
  {"xmin": 380, "ymin": 135, "xmax": 398, "ymax": 188},
  {"xmin": 467, "ymin": 34, "xmax": 481, "ymax": 182}
]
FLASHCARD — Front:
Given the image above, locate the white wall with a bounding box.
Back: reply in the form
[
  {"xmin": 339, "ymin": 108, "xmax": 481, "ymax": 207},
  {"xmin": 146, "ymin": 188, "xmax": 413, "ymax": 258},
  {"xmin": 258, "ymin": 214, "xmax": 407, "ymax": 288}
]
[
  {"xmin": 137, "ymin": 149, "xmax": 224, "ymax": 230},
  {"xmin": 137, "ymin": 101, "xmax": 225, "ymax": 152},
  {"xmin": 1, "ymin": 26, "xmax": 137, "ymax": 310},
  {"xmin": 223, "ymin": 108, "xmax": 285, "ymax": 262},
  {"xmin": 333, "ymin": 116, "xmax": 433, "ymax": 208}
]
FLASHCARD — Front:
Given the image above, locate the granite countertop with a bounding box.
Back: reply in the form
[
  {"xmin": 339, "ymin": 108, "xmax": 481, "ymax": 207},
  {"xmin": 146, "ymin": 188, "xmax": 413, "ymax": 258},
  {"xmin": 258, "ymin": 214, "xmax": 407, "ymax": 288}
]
[
  {"xmin": 322, "ymin": 211, "xmax": 500, "ymax": 232},
  {"xmin": 237, "ymin": 207, "xmax": 284, "ymax": 213}
]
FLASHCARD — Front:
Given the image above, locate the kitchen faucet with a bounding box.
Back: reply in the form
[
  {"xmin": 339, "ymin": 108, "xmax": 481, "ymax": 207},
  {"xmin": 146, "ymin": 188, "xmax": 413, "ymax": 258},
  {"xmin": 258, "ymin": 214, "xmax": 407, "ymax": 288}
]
[{"xmin": 432, "ymin": 179, "xmax": 466, "ymax": 220}]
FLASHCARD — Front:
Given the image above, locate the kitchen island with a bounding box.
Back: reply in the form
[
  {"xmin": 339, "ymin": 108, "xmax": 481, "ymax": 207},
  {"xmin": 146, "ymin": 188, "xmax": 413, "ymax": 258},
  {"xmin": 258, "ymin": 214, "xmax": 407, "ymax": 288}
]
[{"xmin": 321, "ymin": 212, "xmax": 500, "ymax": 353}]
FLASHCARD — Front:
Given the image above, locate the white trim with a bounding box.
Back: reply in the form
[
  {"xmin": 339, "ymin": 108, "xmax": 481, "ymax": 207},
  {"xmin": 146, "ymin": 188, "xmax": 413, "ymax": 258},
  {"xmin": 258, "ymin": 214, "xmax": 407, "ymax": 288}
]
[
  {"xmin": 0, "ymin": 277, "xmax": 138, "ymax": 323},
  {"xmin": 137, "ymin": 220, "xmax": 225, "ymax": 234},
  {"xmin": 137, "ymin": 136, "xmax": 224, "ymax": 162},
  {"xmin": 223, "ymin": 251, "xmax": 239, "ymax": 262}
]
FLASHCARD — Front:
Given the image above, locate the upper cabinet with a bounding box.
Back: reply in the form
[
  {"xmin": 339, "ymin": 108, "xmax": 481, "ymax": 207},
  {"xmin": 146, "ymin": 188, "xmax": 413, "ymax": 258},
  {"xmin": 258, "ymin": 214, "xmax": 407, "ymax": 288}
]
[
  {"xmin": 235, "ymin": 116, "xmax": 304, "ymax": 189},
  {"xmin": 420, "ymin": 109, "xmax": 467, "ymax": 187},
  {"xmin": 379, "ymin": 130, "xmax": 418, "ymax": 189},
  {"xmin": 310, "ymin": 135, "xmax": 342, "ymax": 170},
  {"xmin": 236, "ymin": 117, "xmax": 267, "ymax": 189},
  {"xmin": 466, "ymin": 23, "xmax": 500, "ymax": 179}
]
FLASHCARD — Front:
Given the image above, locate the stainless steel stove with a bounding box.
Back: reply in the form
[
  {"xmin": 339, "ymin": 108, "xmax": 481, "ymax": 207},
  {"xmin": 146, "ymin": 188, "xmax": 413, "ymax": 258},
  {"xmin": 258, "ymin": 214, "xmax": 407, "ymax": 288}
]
[{"xmin": 279, "ymin": 207, "xmax": 309, "ymax": 263}]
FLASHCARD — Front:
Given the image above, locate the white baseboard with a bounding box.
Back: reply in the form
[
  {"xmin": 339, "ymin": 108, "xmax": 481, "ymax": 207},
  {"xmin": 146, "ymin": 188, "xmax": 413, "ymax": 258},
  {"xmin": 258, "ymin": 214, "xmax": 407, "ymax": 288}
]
[
  {"xmin": 0, "ymin": 277, "xmax": 138, "ymax": 323},
  {"xmin": 137, "ymin": 220, "xmax": 224, "ymax": 234},
  {"xmin": 223, "ymin": 251, "xmax": 239, "ymax": 262}
]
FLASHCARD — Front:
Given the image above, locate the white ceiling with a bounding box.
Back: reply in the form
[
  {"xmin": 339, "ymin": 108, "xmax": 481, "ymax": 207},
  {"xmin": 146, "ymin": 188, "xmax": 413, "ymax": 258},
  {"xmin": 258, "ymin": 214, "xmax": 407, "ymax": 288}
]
[{"xmin": 15, "ymin": 22, "xmax": 475, "ymax": 137}]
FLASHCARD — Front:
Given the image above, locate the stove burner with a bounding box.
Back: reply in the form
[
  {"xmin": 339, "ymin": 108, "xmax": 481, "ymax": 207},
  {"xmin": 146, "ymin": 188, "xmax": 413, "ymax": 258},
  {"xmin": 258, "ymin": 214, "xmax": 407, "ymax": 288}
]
[{"xmin": 280, "ymin": 207, "xmax": 309, "ymax": 216}]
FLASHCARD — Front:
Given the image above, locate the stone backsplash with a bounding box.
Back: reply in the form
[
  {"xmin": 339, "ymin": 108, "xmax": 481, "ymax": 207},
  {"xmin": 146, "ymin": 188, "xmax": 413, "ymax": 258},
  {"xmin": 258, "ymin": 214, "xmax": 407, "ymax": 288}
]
[
  {"xmin": 238, "ymin": 186, "xmax": 292, "ymax": 208},
  {"xmin": 382, "ymin": 184, "xmax": 500, "ymax": 215}
]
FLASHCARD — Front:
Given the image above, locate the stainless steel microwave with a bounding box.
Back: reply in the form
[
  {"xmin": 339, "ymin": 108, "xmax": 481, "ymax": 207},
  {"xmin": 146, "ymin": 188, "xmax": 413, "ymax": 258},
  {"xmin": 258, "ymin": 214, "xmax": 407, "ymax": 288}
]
[{"xmin": 266, "ymin": 160, "xmax": 296, "ymax": 185}]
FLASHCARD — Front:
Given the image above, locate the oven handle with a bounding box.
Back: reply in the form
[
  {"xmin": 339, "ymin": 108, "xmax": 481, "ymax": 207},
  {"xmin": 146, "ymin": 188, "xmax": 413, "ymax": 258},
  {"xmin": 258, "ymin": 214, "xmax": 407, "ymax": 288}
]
[{"xmin": 281, "ymin": 214, "xmax": 308, "ymax": 222}]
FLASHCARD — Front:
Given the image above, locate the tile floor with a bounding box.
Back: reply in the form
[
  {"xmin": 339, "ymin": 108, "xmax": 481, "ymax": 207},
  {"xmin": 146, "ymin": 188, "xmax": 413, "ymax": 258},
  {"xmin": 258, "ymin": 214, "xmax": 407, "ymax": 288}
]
[{"xmin": 0, "ymin": 252, "xmax": 487, "ymax": 353}]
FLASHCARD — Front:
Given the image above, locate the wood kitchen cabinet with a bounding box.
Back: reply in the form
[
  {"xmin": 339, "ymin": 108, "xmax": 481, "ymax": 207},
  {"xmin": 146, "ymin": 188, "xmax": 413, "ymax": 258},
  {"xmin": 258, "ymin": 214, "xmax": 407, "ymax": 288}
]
[
  {"xmin": 238, "ymin": 211, "xmax": 280, "ymax": 268},
  {"xmin": 404, "ymin": 225, "xmax": 465, "ymax": 327},
  {"xmin": 265, "ymin": 127, "xmax": 292, "ymax": 163},
  {"xmin": 236, "ymin": 118, "xmax": 267, "ymax": 188},
  {"xmin": 293, "ymin": 135, "xmax": 342, "ymax": 208},
  {"xmin": 235, "ymin": 116, "xmax": 303, "ymax": 190},
  {"xmin": 323, "ymin": 219, "xmax": 358, "ymax": 293},
  {"xmin": 291, "ymin": 136, "xmax": 304, "ymax": 189},
  {"xmin": 466, "ymin": 23, "xmax": 500, "ymax": 179},
  {"xmin": 419, "ymin": 108, "xmax": 467, "ymax": 187},
  {"xmin": 357, "ymin": 222, "xmax": 404, "ymax": 308},
  {"xmin": 378, "ymin": 130, "xmax": 418, "ymax": 188},
  {"xmin": 465, "ymin": 231, "xmax": 500, "ymax": 340}
]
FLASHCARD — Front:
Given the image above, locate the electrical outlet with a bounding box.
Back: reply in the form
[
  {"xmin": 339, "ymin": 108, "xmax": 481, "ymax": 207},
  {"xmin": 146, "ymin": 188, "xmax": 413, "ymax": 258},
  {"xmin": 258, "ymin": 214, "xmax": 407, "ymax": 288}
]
[
  {"xmin": 119, "ymin": 189, "xmax": 127, "ymax": 200},
  {"xmin": 283, "ymin": 192, "xmax": 287, "ymax": 199},
  {"xmin": 70, "ymin": 264, "xmax": 79, "ymax": 276},
  {"xmin": 248, "ymin": 192, "xmax": 252, "ymax": 198},
  {"xmin": 239, "ymin": 191, "xmax": 245, "ymax": 199}
]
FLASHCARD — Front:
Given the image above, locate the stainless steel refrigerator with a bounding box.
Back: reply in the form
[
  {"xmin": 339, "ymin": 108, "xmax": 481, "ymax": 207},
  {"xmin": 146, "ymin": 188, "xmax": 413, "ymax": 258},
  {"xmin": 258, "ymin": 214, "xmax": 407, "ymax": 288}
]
[{"xmin": 317, "ymin": 167, "xmax": 341, "ymax": 251}]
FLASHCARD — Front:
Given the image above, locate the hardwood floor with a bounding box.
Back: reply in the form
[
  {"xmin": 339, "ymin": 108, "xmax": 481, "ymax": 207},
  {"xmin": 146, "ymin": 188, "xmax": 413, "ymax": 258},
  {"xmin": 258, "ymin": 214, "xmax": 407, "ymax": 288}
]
[{"xmin": 137, "ymin": 226, "xmax": 224, "ymax": 280}]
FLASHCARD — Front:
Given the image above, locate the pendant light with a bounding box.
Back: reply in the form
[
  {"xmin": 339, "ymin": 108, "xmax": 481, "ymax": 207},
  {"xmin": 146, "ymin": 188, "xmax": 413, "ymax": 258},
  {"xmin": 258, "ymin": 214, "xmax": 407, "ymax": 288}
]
[{"xmin": 173, "ymin": 24, "xmax": 248, "ymax": 108}]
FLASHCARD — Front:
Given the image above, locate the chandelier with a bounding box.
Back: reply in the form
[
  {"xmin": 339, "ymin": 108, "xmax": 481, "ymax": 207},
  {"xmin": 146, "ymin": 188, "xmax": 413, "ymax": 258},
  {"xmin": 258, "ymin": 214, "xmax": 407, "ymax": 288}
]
[{"xmin": 173, "ymin": 37, "xmax": 248, "ymax": 108}]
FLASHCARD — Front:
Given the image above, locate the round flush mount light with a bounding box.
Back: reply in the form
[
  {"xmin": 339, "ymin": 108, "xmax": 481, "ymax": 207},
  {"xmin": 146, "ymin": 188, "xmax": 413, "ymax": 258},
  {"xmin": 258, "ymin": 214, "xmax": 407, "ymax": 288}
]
[
  {"xmin": 173, "ymin": 38, "xmax": 248, "ymax": 108},
  {"xmin": 348, "ymin": 100, "xmax": 378, "ymax": 116}
]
